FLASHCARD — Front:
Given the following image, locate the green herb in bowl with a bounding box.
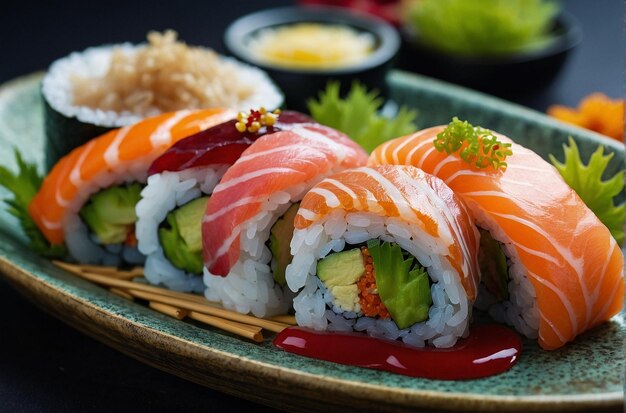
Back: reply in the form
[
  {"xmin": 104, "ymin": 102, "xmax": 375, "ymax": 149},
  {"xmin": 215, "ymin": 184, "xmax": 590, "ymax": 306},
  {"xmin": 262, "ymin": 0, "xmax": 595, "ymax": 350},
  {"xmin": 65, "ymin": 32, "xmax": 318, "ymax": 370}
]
[{"xmin": 406, "ymin": 0, "xmax": 560, "ymax": 56}]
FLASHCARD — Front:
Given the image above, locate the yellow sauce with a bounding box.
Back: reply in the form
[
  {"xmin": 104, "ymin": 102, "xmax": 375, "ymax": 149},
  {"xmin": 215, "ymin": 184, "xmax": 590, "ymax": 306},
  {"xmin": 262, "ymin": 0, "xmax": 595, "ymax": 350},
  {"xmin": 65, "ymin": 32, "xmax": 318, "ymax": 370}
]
[{"xmin": 248, "ymin": 23, "xmax": 375, "ymax": 70}]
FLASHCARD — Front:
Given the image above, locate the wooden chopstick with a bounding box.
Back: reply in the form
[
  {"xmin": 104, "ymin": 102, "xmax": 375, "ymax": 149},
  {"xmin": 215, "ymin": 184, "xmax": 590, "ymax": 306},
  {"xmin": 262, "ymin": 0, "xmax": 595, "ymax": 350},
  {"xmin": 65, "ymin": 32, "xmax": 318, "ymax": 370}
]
[
  {"xmin": 109, "ymin": 288, "xmax": 134, "ymax": 301},
  {"xmin": 188, "ymin": 311, "xmax": 263, "ymax": 343},
  {"xmin": 76, "ymin": 263, "xmax": 143, "ymax": 277},
  {"xmin": 53, "ymin": 260, "xmax": 141, "ymax": 280},
  {"xmin": 127, "ymin": 289, "xmax": 290, "ymax": 333},
  {"xmin": 148, "ymin": 301, "xmax": 263, "ymax": 342},
  {"xmin": 59, "ymin": 268, "xmax": 219, "ymax": 307},
  {"xmin": 268, "ymin": 314, "xmax": 296, "ymax": 325},
  {"xmin": 149, "ymin": 302, "xmax": 189, "ymax": 320},
  {"xmin": 53, "ymin": 260, "xmax": 293, "ymax": 341}
]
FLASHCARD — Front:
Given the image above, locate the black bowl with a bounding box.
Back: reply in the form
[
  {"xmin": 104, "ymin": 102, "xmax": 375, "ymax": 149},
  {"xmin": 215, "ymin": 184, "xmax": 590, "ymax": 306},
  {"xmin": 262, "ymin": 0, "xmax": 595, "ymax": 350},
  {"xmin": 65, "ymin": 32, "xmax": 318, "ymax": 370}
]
[
  {"xmin": 396, "ymin": 12, "xmax": 582, "ymax": 95},
  {"xmin": 224, "ymin": 6, "xmax": 401, "ymax": 112}
]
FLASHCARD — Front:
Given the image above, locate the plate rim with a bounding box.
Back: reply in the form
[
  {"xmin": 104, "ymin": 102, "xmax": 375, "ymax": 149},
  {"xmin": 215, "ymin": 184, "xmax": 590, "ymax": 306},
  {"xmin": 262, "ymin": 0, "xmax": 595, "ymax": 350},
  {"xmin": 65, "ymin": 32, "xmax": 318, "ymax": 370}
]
[
  {"xmin": 1, "ymin": 255, "xmax": 622, "ymax": 412},
  {"xmin": 0, "ymin": 72, "xmax": 623, "ymax": 412}
]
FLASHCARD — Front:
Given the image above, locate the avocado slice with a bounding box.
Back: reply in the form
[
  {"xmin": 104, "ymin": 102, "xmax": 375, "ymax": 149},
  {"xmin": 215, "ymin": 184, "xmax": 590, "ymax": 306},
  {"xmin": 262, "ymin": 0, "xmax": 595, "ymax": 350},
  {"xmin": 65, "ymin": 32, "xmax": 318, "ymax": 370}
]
[
  {"xmin": 316, "ymin": 248, "xmax": 365, "ymax": 312},
  {"xmin": 317, "ymin": 248, "xmax": 365, "ymax": 287},
  {"xmin": 173, "ymin": 196, "xmax": 208, "ymax": 253},
  {"xmin": 268, "ymin": 203, "xmax": 300, "ymax": 286},
  {"xmin": 479, "ymin": 229, "xmax": 509, "ymax": 301},
  {"xmin": 79, "ymin": 183, "xmax": 142, "ymax": 244},
  {"xmin": 159, "ymin": 196, "xmax": 209, "ymax": 274},
  {"xmin": 329, "ymin": 284, "xmax": 360, "ymax": 312}
]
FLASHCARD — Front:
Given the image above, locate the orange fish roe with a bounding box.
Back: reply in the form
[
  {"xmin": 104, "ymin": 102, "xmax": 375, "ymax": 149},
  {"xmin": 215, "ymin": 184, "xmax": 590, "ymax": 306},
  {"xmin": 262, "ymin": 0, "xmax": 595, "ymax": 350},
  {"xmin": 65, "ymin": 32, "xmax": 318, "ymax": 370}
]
[
  {"xmin": 125, "ymin": 227, "xmax": 138, "ymax": 247},
  {"xmin": 357, "ymin": 246, "xmax": 390, "ymax": 319},
  {"xmin": 548, "ymin": 93, "xmax": 624, "ymax": 142}
]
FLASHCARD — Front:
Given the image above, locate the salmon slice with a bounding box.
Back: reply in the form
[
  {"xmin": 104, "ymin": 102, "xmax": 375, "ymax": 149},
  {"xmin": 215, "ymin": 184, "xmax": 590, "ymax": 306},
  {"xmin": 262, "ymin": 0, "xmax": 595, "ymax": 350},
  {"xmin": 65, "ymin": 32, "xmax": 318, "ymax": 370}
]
[
  {"xmin": 202, "ymin": 123, "xmax": 368, "ymax": 276},
  {"xmin": 293, "ymin": 164, "xmax": 480, "ymax": 300},
  {"xmin": 29, "ymin": 108, "xmax": 234, "ymax": 245},
  {"xmin": 370, "ymin": 126, "xmax": 624, "ymax": 350}
]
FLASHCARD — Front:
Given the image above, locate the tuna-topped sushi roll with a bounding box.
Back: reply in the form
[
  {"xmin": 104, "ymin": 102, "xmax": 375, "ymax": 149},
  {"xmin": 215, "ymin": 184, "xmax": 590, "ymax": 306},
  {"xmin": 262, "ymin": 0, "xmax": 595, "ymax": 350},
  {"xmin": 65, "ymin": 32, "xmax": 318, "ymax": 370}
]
[
  {"xmin": 28, "ymin": 108, "xmax": 234, "ymax": 265},
  {"xmin": 202, "ymin": 121, "xmax": 369, "ymax": 317},
  {"xmin": 135, "ymin": 110, "xmax": 314, "ymax": 292},
  {"xmin": 286, "ymin": 165, "xmax": 480, "ymax": 348},
  {"xmin": 369, "ymin": 118, "xmax": 625, "ymax": 350}
]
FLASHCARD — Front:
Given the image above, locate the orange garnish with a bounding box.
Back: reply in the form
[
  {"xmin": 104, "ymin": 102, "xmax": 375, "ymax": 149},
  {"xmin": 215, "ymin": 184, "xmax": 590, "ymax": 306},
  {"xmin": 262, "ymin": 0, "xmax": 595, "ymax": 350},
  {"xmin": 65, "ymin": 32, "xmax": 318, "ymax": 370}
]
[
  {"xmin": 357, "ymin": 246, "xmax": 390, "ymax": 319},
  {"xmin": 548, "ymin": 93, "xmax": 624, "ymax": 141},
  {"xmin": 125, "ymin": 228, "xmax": 138, "ymax": 247}
]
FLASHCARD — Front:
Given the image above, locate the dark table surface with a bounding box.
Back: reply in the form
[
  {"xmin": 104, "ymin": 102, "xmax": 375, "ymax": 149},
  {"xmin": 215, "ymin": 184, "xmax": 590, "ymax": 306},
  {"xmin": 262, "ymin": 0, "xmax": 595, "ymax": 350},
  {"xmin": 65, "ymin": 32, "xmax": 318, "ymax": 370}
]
[{"xmin": 0, "ymin": 1, "xmax": 623, "ymax": 412}]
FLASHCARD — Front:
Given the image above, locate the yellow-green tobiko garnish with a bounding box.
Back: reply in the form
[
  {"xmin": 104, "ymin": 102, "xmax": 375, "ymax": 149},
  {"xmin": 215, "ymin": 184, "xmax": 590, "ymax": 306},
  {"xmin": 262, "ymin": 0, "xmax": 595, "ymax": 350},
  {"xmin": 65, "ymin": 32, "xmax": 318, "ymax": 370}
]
[
  {"xmin": 434, "ymin": 117, "xmax": 512, "ymax": 171},
  {"xmin": 550, "ymin": 137, "xmax": 625, "ymax": 245}
]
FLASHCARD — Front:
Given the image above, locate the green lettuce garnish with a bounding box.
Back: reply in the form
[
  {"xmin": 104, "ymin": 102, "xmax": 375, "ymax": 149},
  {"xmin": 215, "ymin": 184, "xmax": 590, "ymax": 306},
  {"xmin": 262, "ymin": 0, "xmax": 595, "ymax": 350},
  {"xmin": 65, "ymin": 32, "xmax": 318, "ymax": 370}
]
[
  {"xmin": 307, "ymin": 81, "xmax": 418, "ymax": 153},
  {"xmin": 0, "ymin": 150, "xmax": 66, "ymax": 258},
  {"xmin": 434, "ymin": 117, "xmax": 512, "ymax": 171},
  {"xmin": 549, "ymin": 137, "xmax": 625, "ymax": 245},
  {"xmin": 407, "ymin": 0, "xmax": 559, "ymax": 56},
  {"xmin": 367, "ymin": 239, "xmax": 431, "ymax": 329}
]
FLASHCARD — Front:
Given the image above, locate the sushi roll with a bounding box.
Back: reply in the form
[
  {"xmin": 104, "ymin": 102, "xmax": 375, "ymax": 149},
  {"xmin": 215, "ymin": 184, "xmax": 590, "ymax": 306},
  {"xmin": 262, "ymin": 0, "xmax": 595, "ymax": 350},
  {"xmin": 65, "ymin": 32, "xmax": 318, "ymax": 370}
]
[
  {"xmin": 286, "ymin": 165, "xmax": 480, "ymax": 348},
  {"xmin": 42, "ymin": 30, "xmax": 283, "ymax": 170},
  {"xmin": 28, "ymin": 108, "xmax": 234, "ymax": 266},
  {"xmin": 369, "ymin": 119, "xmax": 625, "ymax": 349},
  {"xmin": 135, "ymin": 110, "xmax": 314, "ymax": 292},
  {"xmin": 202, "ymin": 120, "xmax": 369, "ymax": 317}
]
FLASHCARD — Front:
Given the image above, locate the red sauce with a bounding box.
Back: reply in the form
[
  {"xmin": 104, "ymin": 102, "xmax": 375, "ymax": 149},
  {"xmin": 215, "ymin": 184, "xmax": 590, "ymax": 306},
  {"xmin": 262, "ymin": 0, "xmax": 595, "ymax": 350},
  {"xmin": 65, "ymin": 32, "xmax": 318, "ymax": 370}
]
[
  {"xmin": 273, "ymin": 324, "xmax": 521, "ymax": 380},
  {"xmin": 148, "ymin": 111, "xmax": 314, "ymax": 175}
]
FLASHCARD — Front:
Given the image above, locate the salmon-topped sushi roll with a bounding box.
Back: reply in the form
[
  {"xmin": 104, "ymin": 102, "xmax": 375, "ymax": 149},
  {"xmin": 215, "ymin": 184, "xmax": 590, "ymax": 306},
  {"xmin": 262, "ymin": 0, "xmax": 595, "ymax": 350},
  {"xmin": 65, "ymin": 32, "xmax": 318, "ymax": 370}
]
[
  {"xmin": 286, "ymin": 165, "xmax": 480, "ymax": 348},
  {"xmin": 202, "ymin": 119, "xmax": 368, "ymax": 317},
  {"xmin": 369, "ymin": 118, "xmax": 624, "ymax": 350},
  {"xmin": 29, "ymin": 108, "xmax": 234, "ymax": 266}
]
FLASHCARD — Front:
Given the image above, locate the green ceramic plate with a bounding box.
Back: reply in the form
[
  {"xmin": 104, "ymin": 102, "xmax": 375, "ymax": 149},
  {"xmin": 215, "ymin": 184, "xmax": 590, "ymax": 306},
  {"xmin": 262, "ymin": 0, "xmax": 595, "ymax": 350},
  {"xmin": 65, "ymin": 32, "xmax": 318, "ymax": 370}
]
[{"xmin": 0, "ymin": 72, "xmax": 624, "ymax": 413}]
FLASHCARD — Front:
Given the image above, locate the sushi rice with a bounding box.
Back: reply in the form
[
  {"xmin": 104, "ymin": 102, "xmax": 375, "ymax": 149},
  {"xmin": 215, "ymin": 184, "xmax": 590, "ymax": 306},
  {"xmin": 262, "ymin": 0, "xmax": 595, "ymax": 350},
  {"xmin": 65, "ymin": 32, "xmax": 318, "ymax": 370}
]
[
  {"xmin": 471, "ymin": 208, "xmax": 540, "ymax": 339},
  {"xmin": 200, "ymin": 123, "xmax": 368, "ymax": 318},
  {"xmin": 286, "ymin": 210, "xmax": 471, "ymax": 348},
  {"xmin": 28, "ymin": 108, "xmax": 235, "ymax": 266},
  {"xmin": 202, "ymin": 173, "xmax": 344, "ymax": 317},
  {"xmin": 64, "ymin": 170, "xmax": 148, "ymax": 266},
  {"xmin": 63, "ymin": 155, "xmax": 153, "ymax": 266},
  {"xmin": 366, "ymin": 122, "xmax": 624, "ymax": 349},
  {"xmin": 136, "ymin": 165, "xmax": 229, "ymax": 292},
  {"xmin": 42, "ymin": 41, "xmax": 283, "ymax": 129}
]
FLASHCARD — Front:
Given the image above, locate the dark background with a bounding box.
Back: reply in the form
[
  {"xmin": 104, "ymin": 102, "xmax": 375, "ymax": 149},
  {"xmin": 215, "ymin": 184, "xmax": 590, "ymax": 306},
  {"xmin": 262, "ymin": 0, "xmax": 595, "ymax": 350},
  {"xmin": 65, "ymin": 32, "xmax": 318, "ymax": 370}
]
[{"xmin": 0, "ymin": 1, "xmax": 623, "ymax": 412}]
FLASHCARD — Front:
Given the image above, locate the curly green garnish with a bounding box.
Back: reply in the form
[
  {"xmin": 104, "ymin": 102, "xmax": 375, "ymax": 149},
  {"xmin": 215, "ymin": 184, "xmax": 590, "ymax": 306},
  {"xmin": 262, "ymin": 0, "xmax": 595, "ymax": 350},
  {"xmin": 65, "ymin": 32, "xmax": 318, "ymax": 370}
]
[
  {"xmin": 434, "ymin": 117, "xmax": 512, "ymax": 171},
  {"xmin": 0, "ymin": 150, "xmax": 67, "ymax": 258},
  {"xmin": 550, "ymin": 137, "xmax": 625, "ymax": 245}
]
